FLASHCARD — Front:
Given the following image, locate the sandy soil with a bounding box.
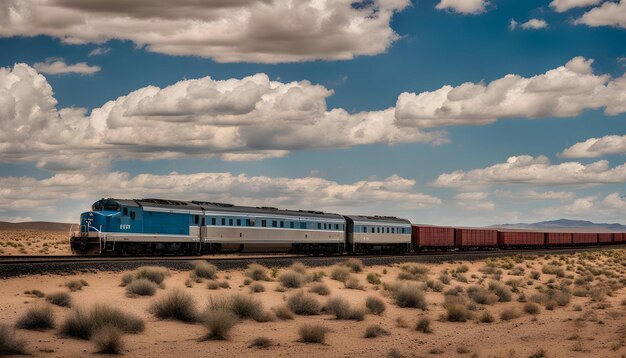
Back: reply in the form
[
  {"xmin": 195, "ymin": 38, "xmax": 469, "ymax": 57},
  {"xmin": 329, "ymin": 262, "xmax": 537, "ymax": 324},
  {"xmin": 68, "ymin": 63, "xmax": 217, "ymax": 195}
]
[
  {"xmin": 1, "ymin": 250, "xmax": 625, "ymax": 357},
  {"xmin": 0, "ymin": 230, "xmax": 70, "ymax": 255}
]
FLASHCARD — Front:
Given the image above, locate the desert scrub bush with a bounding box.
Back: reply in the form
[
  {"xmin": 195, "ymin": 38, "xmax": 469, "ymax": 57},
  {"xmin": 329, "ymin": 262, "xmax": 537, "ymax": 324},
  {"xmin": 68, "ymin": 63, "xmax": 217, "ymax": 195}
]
[
  {"xmin": 365, "ymin": 296, "xmax": 386, "ymax": 315},
  {"xmin": 367, "ymin": 272, "xmax": 382, "ymax": 285},
  {"xmin": 415, "ymin": 317, "xmax": 432, "ymax": 333},
  {"xmin": 392, "ymin": 283, "xmax": 427, "ymax": 309},
  {"xmin": 509, "ymin": 266, "xmax": 525, "ymax": 276},
  {"xmin": 443, "ymin": 296, "xmax": 472, "ymax": 322},
  {"xmin": 452, "ymin": 272, "xmax": 468, "ymax": 283},
  {"xmin": 426, "ymin": 280, "xmax": 444, "ymax": 292},
  {"xmin": 542, "ymin": 264, "xmax": 564, "ymax": 277},
  {"xmin": 0, "ymin": 324, "xmax": 27, "ymax": 355},
  {"xmin": 589, "ymin": 287, "xmax": 607, "ymax": 302},
  {"xmin": 529, "ymin": 348, "xmax": 547, "ymax": 358},
  {"xmin": 467, "ymin": 286, "xmax": 498, "ymax": 305},
  {"xmin": 478, "ymin": 311, "xmax": 494, "ymax": 323},
  {"xmin": 325, "ymin": 297, "xmax": 366, "ymax": 321},
  {"xmin": 523, "ymin": 302, "xmax": 540, "ymax": 315},
  {"xmin": 66, "ymin": 279, "xmax": 89, "ymax": 292},
  {"xmin": 272, "ymin": 305, "xmax": 294, "ymax": 320},
  {"xmin": 344, "ymin": 275, "xmax": 364, "ymax": 290},
  {"xmin": 25, "ymin": 289, "xmax": 45, "ymax": 298},
  {"xmin": 455, "ymin": 264, "xmax": 469, "ymax": 273},
  {"xmin": 15, "ymin": 304, "xmax": 55, "ymax": 330},
  {"xmin": 278, "ymin": 270, "xmax": 305, "ymax": 288},
  {"xmin": 309, "ymin": 283, "xmax": 330, "ymax": 296},
  {"xmin": 438, "ymin": 273, "xmax": 451, "ymax": 285},
  {"xmin": 555, "ymin": 291, "xmax": 571, "ymax": 306},
  {"xmin": 134, "ymin": 266, "xmax": 169, "ymax": 285},
  {"xmin": 46, "ymin": 292, "xmax": 71, "ymax": 308},
  {"xmin": 398, "ymin": 264, "xmax": 429, "ymax": 281},
  {"xmin": 61, "ymin": 304, "xmax": 144, "ymax": 339},
  {"xmin": 307, "ymin": 271, "xmax": 325, "ymax": 282},
  {"xmin": 230, "ymin": 294, "xmax": 272, "ymax": 322},
  {"xmin": 249, "ymin": 282, "xmax": 265, "ymax": 293},
  {"xmin": 344, "ymin": 258, "xmax": 364, "ymax": 273},
  {"xmin": 150, "ymin": 289, "xmax": 197, "ymax": 322},
  {"xmin": 243, "ymin": 278, "xmax": 252, "ymax": 286},
  {"xmin": 125, "ymin": 278, "xmax": 157, "ymax": 297},
  {"xmin": 499, "ymin": 307, "xmax": 521, "ymax": 321},
  {"xmin": 330, "ymin": 266, "xmax": 350, "ymax": 282},
  {"xmin": 200, "ymin": 310, "xmax": 237, "ymax": 341},
  {"xmin": 287, "ymin": 291, "xmax": 321, "ymax": 315},
  {"xmin": 289, "ymin": 261, "xmax": 307, "ymax": 274},
  {"xmin": 365, "ymin": 324, "xmax": 391, "ymax": 338},
  {"xmin": 488, "ymin": 281, "xmax": 512, "ymax": 302},
  {"xmin": 93, "ymin": 325, "xmax": 123, "ymax": 354},
  {"xmin": 249, "ymin": 337, "xmax": 273, "ymax": 348},
  {"xmin": 530, "ymin": 271, "xmax": 541, "ymax": 280},
  {"xmin": 191, "ymin": 261, "xmax": 217, "ymax": 280},
  {"xmin": 245, "ymin": 263, "xmax": 270, "ymax": 281},
  {"xmin": 298, "ymin": 324, "xmax": 328, "ymax": 344}
]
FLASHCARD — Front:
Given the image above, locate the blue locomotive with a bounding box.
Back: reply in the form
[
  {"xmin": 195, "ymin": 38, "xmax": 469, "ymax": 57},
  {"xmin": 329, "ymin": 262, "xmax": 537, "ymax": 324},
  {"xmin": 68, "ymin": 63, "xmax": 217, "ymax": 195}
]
[{"xmin": 71, "ymin": 198, "xmax": 411, "ymax": 255}]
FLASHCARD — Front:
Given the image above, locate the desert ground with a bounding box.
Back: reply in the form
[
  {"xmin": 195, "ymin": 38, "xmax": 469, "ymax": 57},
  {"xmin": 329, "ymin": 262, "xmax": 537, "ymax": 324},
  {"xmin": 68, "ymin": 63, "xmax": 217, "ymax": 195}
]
[
  {"xmin": 0, "ymin": 230, "xmax": 70, "ymax": 255},
  {"xmin": 1, "ymin": 250, "xmax": 625, "ymax": 358}
]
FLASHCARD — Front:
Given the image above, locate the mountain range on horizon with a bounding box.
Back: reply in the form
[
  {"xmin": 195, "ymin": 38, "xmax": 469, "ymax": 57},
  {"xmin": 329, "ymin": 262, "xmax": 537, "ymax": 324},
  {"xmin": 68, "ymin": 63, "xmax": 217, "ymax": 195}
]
[{"xmin": 491, "ymin": 219, "xmax": 626, "ymax": 231}]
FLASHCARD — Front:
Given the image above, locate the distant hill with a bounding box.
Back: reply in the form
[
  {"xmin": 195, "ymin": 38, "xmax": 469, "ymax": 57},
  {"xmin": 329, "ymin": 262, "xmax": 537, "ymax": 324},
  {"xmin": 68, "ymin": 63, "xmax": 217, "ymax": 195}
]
[
  {"xmin": 0, "ymin": 221, "xmax": 75, "ymax": 232},
  {"xmin": 491, "ymin": 219, "xmax": 626, "ymax": 232}
]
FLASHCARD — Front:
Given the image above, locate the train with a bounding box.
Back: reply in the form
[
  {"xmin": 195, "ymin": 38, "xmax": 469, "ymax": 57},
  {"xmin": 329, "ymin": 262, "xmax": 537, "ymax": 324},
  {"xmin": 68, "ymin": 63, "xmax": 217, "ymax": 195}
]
[{"xmin": 70, "ymin": 198, "xmax": 626, "ymax": 255}]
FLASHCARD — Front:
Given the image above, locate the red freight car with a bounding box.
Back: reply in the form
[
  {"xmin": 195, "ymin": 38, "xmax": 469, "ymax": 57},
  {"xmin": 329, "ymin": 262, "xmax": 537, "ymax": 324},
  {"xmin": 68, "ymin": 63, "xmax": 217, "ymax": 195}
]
[
  {"xmin": 614, "ymin": 233, "xmax": 626, "ymax": 243},
  {"xmin": 412, "ymin": 225, "xmax": 455, "ymax": 248},
  {"xmin": 598, "ymin": 233, "xmax": 613, "ymax": 244},
  {"xmin": 545, "ymin": 232, "xmax": 572, "ymax": 246},
  {"xmin": 455, "ymin": 228, "xmax": 498, "ymax": 247},
  {"xmin": 498, "ymin": 231, "xmax": 545, "ymax": 247},
  {"xmin": 572, "ymin": 233, "xmax": 597, "ymax": 245}
]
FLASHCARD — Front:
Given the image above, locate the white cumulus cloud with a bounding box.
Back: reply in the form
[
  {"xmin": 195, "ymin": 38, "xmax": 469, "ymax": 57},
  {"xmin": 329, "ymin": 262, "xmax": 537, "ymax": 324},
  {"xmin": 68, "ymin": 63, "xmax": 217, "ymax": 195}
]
[
  {"xmin": 33, "ymin": 59, "xmax": 100, "ymax": 75},
  {"xmin": 494, "ymin": 189, "xmax": 576, "ymax": 201},
  {"xmin": 560, "ymin": 135, "xmax": 626, "ymax": 158},
  {"xmin": 0, "ymin": 0, "xmax": 409, "ymax": 63},
  {"xmin": 575, "ymin": 0, "xmax": 626, "ymax": 28},
  {"xmin": 521, "ymin": 19, "xmax": 548, "ymax": 30},
  {"xmin": 534, "ymin": 192, "xmax": 626, "ymax": 221},
  {"xmin": 435, "ymin": 0, "xmax": 488, "ymax": 14},
  {"xmin": 550, "ymin": 0, "xmax": 602, "ymax": 12}
]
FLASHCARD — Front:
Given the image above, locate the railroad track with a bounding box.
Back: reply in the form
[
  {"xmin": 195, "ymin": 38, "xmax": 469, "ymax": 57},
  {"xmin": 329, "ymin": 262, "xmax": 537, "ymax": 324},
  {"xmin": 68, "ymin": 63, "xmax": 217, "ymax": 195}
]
[{"xmin": 0, "ymin": 244, "xmax": 624, "ymax": 278}]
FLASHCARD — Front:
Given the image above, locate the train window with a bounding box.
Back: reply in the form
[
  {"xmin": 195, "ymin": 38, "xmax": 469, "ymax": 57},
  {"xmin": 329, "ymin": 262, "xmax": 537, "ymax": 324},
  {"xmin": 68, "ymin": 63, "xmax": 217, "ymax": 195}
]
[
  {"xmin": 211, "ymin": 218, "xmax": 216, "ymax": 225},
  {"xmin": 229, "ymin": 219, "xmax": 233, "ymax": 226},
  {"xmin": 377, "ymin": 227, "xmax": 380, "ymax": 233},
  {"xmin": 317, "ymin": 223, "xmax": 321, "ymax": 230},
  {"xmin": 371, "ymin": 227, "xmax": 374, "ymax": 233},
  {"xmin": 386, "ymin": 227, "xmax": 390, "ymax": 233},
  {"xmin": 236, "ymin": 219, "xmax": 241, "ymax": 226},
  {"xmin": 392, "ymin": 228, "xmax": 395, "ymax": 234},
  {"xmin": 362, "ymin": 227, "xmax": 367, "ymax": 233},
  {"xmin": 272, "ymin": 220, "xmax": 277, "ymax": 228},
  {"xmin": 123, "ymin": 207, "xmax": 128, "ymax": 216},
  {"xmin": 247, "ymin": 219, "xmax": 255, "ymax": 227},
  {"xmin": 261, "ymin": 220, "xmax": 267, "ymax": 227},
  {"xmin": 194, "ymin": 215, "xmax": 199, "ymax": 225},
  {"xmin": 290, "ymin": 222, "xmax": 294, "ymax": 229},
  {"xmin": 280, "ymin": 221, "xmax": 284, "ymax": 228},
  {"xmin": 300, "ymin": 222, "xmax": 306, "ymax": 229},
  {"xmin": 92, "ymin": 202, "xmax": 104, "ymax": 211},
  {"xmin": 221, "ymin": 218, "xmax": 226, "ymax": 226},
  {"xmin": 130, "ymin": 211, "xmax": 135, "ymax": 220},
  {"xmin": 202, "ymin": 218, "xmax": 205, "ymax": 226},
  {"xmin": 335, "ymin": 224, "xmax": 339, "ymax": 230}
]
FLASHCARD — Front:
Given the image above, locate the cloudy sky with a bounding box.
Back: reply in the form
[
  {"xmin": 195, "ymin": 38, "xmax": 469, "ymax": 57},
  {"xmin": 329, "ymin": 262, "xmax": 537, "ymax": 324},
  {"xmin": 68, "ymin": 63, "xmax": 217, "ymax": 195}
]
[{"xmin": 1, "ymin": 0, "xmax": 625, "ymax": 225}]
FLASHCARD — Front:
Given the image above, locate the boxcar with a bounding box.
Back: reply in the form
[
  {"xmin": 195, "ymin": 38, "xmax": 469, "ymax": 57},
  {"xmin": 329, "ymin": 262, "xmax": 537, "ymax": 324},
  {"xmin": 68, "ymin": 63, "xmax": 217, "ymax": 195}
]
[
  {"xmin": 572, "ymin": 233, "xmax": 598, "ymax": 245},
  {"xmin": 344, "ymin": 215, "xmax": 411, "ymax": 253},
  {"xmin": 614, "ymin": 233, "xmax": 626, "ymax": 243},
  {"xmin": 597, "ymin": 233, "xmax": 613, "ymax": 244},
  {"xmin": 545, "ymin": 232, "xmax": 572, "ymax": 246},
  {"xmin": 497, "ymin": 231, "xmax": 545, "ymax": 247},
  {"xmin": 454, "ymin": 228, "xmax": 498, "ymax": 248},
  {"xmin": 412, "ymin": 225, "xmax": 455, "ymax": 249}
]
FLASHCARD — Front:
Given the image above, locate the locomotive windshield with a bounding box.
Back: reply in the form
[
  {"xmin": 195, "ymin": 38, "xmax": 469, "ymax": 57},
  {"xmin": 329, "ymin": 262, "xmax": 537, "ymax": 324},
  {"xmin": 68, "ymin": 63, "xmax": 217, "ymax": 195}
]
[{"xmin": 92, "ymin": 200, "xmax": 120, "ymax": 212}]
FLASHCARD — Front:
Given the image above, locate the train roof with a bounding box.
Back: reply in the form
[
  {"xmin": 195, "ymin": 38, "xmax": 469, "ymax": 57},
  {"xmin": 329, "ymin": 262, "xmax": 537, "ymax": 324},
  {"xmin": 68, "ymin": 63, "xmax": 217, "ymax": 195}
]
[
  {"xmin": 98, "ymin": 198, "xmax": 344, "ymax": 220},
  {"xmin": 344, "ymin": 215, "xmax": 411, "ymax": 225}
]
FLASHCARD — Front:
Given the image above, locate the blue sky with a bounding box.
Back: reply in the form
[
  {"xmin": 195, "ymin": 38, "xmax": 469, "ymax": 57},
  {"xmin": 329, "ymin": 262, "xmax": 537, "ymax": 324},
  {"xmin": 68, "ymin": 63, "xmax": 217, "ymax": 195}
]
[{"xmin": 0, "ymin": 0, "xmax": 625, "ymax": 225}]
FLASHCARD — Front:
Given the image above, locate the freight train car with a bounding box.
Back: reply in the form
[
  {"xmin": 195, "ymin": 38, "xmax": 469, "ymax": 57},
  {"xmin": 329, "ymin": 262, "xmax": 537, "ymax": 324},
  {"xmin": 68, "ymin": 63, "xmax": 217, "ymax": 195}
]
[
  {"xmin": 411, "ymin": 225, "xmax": 455, "ymax": 250},
  {"xmin": 454, "ymin": 228, "xmax": 498, "ymax": 249},
  {"xmin": 498, "ymin": 231, "xmax": 545, "ymax": 247},
  {"xmin": 344, "ymin": 215, "xmax": 411, "ymax": 253},
  {"xmin": 545, "ymin": 232, "xmax": 572, "ymax": 246},
  {"xmin": 598, "ymin": 233, "xmax": 613, "ymax": 244},
  {"xmin": 572, "ymin": 233, "xmax": 598, "ymax": 245}
]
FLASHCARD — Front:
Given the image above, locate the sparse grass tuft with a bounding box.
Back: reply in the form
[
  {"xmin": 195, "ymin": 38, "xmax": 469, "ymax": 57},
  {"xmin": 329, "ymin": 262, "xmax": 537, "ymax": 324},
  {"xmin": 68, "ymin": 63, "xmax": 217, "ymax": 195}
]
[
  {"xmin": 444, "ymin": 296, "xmax": 471, "ymax": 322},
  {"xmin": 500, "ymin": 307, "xmax": 521, "ymax": 321},
  {"xmin": 230, "ymin": 294, "xmax": 271, "ymax": 322},
  {"xmin": 125, "ymin": 278, "xmax": 157, "ymax": 297},
  {"xmin": 523, "ymin": 302, "xmax": 540, "ymax": 315},
  {"xmin": 325, "ymin": 297, "xmax": 366, "ymax": 320},
  {"xmin": 61, "ymin": 304, "xmax": 144, "ymax": 339},
  {"xmin": 344, "ymin": 258, "xmax": 364, "ymax": 273},
  {"xmin": 278, "ymin": 270, "xmax": 305, "ymax": 288},
  {"xmin": 46, "ymin": 292, "xmax": 71, "ymax": 308},
  {"xmin": 0, "ymin": 324, "xmax": 27, "ymax": 355},
  {"xmin": 245, "ymin": 263, "xmax": 270, "ymax": 281},
  {"xmin": 15, "ymin": 304, "xmax": 55, "ymax": 330},
  {"xmin": 488, "ymin": 281, "xmax": 512, "ymax": 302},
  {"xmin": 287, "ymin": 291, "xmax": 321, "ymax": 315},
  {"xmin": 191, "ymin": 261, "xmax": 217, "ymax": 280},
  {"xmin": 200, "ymin": 310, "xmax": 237, "ymax": 340},
  {"xmin": 249, "ymin": 337, "xmax": 273, "ymax": 348},
  {"xmin": 478, "ymin": 311, "xmax": 494, "ymax": 323},
  {"xmin": 66, "ymin": 279, "xmax": 88, "ymax": 292},
  {"xmin": 273, "ymin": 305, "xmax": 294, "ymax": 320},
  {"xmin": 392, "ymin": 283, "xmax": 427, "ymax": 309},
  {"xmin": 415, "ymin": 317, "xmax": 432, "ymax": 333},
  {"xmin": 467, "ymin": 286, "xmax": 498, "ymax": 305},
  {"xmin": 309, "ymin": 283, "xmax": 331, "ymax": 296},
  {"xmin": 298, "ymin": 324, "xmax": 328, "ymax": 344},
  {"xmin": 289, "ymin": 261, "xmax": 307, "ymax": 274},
  {"xmin": 330, "ymin": 266, "xmax": 350, "ymax": 282},
  {"xmin": 367, "ymin": 273, "xmax": 382, "ymax": 285},
  {"xmin": 398, "ymin": 264, "xmax": 429, "ymax": 281},
  {"xmin": 134, "ymin": 266, "xmax": 169, "ymax": 285},
  {"xmin": 249, "ymin": 283, "xmax": 265, "ymax": 293},
  {"xmin": 150, "ymin": 289, "xmax": 197, "ymax": 322},
  {"xmin": 528, "ymin": 348, "xmax": 547, "ymax": 358},
  {"xmin": 365, "ymin": 296, "xmax": 386, "ymax": 315},
  {"xmin": 365, "ymin": 324, "xmax": 391, "ymax": 338},
  {"xmin": 93, "ymin": 325, "xmax": 123, "ymax": 354},
  {"xmin": 344, "ymin": 275, "xmax": 364, "ymax": 290}
]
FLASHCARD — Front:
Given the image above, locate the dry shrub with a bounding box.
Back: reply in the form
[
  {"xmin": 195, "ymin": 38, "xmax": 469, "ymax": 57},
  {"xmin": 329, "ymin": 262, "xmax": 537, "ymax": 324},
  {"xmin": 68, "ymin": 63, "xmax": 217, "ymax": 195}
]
[
  {"xmin": 61, "ymin": 304, "xmax": 144, "ymax": 339},
  {"xmin": 499, "ymin": 307, "xmax": 521, "ymax": 321},
  {"xmin": 415, "ymin": 317, "xmax": 432, "ymax": 333},
  {"xmin": 230, "ymin": 294, "xmax": 272, "ymax": 322},
  {"xmin": 279, "ymin": 270, "xmax": 305, "ymax": 288},
  {"xmin": 15, "ymin": 304, "xmax": 55, "ymax": 330},
  {"xmin": 444, "ymin": 296, "xmax": 471, "ymax": 322},
  {"xmin": 589, "ymin": 287, "xmax": 607, "ymax": 302},
  {"xmin": 325, "ymin": 297, "xmax": 365, "ymax": 321},
  {"xmin": 478, "ymin": 311, "xmax": 494, "ymax": 323},
  {"xmin": 150, "ymin": 289, "xmax": 197, "ymax": 322},
  {"xmin": 392, "ymin": 283, "xmax": 427, "ymax": 309},
  {"xmin": 273, "ymin": 305, "xmax": 294, "ymax": 320},
  {"xmin": 488, "ymin": 281, "xmax": 512, "ymax": 302},
  {"xmin": 191, "ymin": 261, "xmax": 217, "ymax": 280},
  {"xmin": 388, "ymin": 348, "xmax": 404, "ymax": 358},
  {"xmin": 290, "ymin": 261, "xmax": 307, "ymax": 274},
  {"xmin": 398, "ymin": 264, "xmax": 429, "ymax": 281},
  {"xmin": 309, "ymin": 283, "xmax": 330, "ymax": 296},
  {"xmin": 245, "ymin": 263, "xmax": 270, "ymax": 281},
  {"xmin": 298, "ymin": 324, "xmax": 328, "ymax": 344},
  {"xmin": 365, "ymin": 296, "xmax": 386, "ymax": 315},
  {"xmin": 555, "ymin": 291, "xmax": 571, "ymax": 306},
  {"xmin": 201, "ymin": 310, "xmax": 237, "ymax": 340},
  {"xmin": 125, "ymin": 278, "xmax": 157, "ymax": 297},
  {"xmin": 0, "ymin": 324, "xmax": 27, "ymax": 355},
  {"xmin": 467, "ymin": 286, "xmax": 498, "ymax": 305},
  {"xmin": 344, "ymin": 275, "xmax": 364, "ymax": 290},
  {"xmin": 249, "ymin": 337, "xmax": 273, "ymax": 348},
  {"xmin": 134, "ymin": 266, "xmax": 169, "ymax": 285},
  {"xmin": 66, "ymin": 279, "xmax": 88, "ymax": 292},
  {"xmin": 330, "ymin": 266, "xmax": 350, "ymax": 282},
  {"xmin": 287, "ymin": 291, "xmax": 321, "ymax": 315},
  {"xmin": 46, "ymin": 292, "xmax": 71, "ymax": 308},
  {"xmin": 344, "ymin": 258, "xmax": 364, "ymax": 273},
  {"xmin": 249, "ymin": 282, "xmax": 265, "ymax": 293},
  {"xmin": 523, "ymin": 302, "xmax": 540, "ymax": 315},
  {"xmin": 93, "ymin": 325, "xmax": 123, "ymax": 354},
  {"xmin": 367, "ymin": 273, "xmax": 382, "ymax": 285},
  {"xmin": 365, "ymin": 325, "xmax": 390, "ymax": 338}
]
